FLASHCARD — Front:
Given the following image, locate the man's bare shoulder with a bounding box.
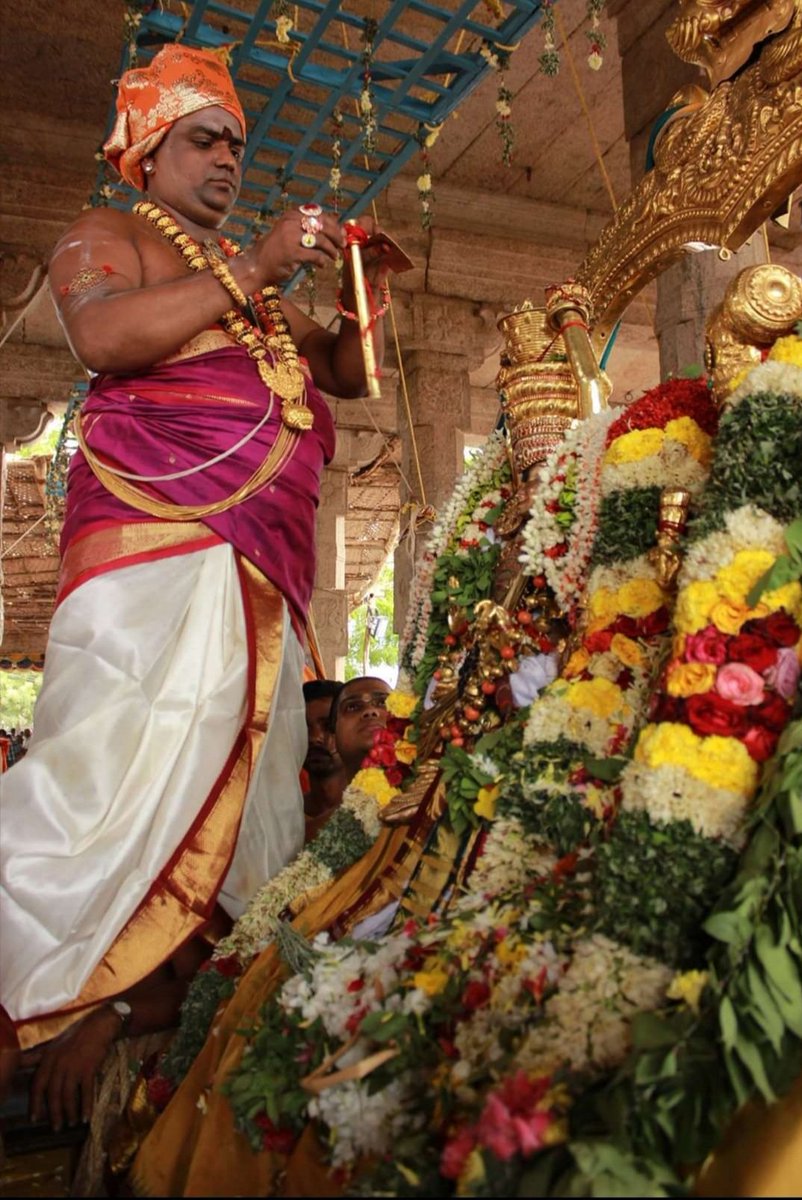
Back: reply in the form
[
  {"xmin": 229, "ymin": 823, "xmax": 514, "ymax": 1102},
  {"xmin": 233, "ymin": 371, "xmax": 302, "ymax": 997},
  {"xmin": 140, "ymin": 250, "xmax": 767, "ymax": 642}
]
[{"xmin": 51, "ymin": 207, "xmax": 141, "ymax": 257}]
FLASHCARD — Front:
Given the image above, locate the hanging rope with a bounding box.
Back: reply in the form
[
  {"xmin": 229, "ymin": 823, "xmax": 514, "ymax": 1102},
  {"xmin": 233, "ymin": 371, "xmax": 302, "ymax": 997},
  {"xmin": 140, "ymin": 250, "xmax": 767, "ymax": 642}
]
[
  {"xmin": 554, "ymin": 6, "xmax": 617, "ymax": 213},
  {"xmin": 553, "ymin": 8, "xmax": 672, "ymax": 352}
]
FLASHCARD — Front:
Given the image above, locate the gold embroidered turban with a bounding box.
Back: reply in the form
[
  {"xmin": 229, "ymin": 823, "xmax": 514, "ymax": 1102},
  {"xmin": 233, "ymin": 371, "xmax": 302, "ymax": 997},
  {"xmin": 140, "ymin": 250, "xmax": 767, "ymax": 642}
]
[{"xmin": 103, "ymin": 43, "xmax": 246, "ymax": 191}]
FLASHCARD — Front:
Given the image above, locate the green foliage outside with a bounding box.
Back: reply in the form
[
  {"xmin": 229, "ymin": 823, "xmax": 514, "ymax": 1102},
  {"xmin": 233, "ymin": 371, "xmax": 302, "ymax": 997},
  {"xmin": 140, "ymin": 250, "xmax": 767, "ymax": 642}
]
[
  {"xmin": 345, "ymin": 559, "xmax": 399, "ymax": 682},
  {"xmin": 0, "ymin": 671, "xmax": 42, "ymax": 729},
  {"xmin": 15, "ymin": 419, "xmax": 60, "ymax": 459}
]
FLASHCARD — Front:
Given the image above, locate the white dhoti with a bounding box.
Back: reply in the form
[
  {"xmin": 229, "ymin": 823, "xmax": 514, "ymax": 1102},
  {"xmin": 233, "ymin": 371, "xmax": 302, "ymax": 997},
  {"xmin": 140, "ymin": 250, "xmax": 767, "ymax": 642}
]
[{"xmin": 0, "ymin": 539, "xmax": 305, "ymax": 1047}]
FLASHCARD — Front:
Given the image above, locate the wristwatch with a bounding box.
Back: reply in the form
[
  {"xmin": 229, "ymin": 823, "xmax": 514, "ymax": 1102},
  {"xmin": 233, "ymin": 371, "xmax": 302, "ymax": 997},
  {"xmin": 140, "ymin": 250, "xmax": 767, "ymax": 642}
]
[{"xmin": 108, "ymin": 999, "xmax": 133, "ymax": 1035}]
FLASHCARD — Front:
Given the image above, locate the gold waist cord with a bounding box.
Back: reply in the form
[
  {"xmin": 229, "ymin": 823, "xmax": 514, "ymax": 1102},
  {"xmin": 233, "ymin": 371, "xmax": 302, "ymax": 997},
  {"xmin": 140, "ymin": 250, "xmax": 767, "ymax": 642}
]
[{"xmin": 74, "ymin": 412, "xmax": 299, "ymax": 521}]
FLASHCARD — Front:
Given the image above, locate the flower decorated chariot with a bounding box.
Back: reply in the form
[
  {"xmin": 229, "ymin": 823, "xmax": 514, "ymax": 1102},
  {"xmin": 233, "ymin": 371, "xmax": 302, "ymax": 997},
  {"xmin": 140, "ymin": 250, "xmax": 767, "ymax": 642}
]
[{"xmin": 128, "ymin": 4, "xmax": 802, "ymax": 1195}]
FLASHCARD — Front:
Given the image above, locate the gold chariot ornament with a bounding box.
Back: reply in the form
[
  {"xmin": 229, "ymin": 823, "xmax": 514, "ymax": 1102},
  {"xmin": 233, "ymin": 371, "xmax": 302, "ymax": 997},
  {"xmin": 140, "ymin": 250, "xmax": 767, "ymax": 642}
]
[
  {"xmin": 704, "ymin": 262, "xmax": 802, "ymax": 401},
  {"xmin": 571, "ymin": 4, "xmax": 802, "ymax": 355}
]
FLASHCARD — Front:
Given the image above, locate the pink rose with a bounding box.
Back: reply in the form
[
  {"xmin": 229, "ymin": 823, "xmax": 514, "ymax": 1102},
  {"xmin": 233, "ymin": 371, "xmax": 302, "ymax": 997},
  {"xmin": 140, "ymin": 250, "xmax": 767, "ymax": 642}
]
[
  {"xmin": 685, "ymin": 625, "xmax": 728, "ymax": 665},
  {"xmin": 715, "ymin": 662, "xmax": 766, "ymax": 707},
  {"xmin": 511, "ymin": 1110, "xmax": 553, "ymax": 1157},
  {"xmin": 766, "ymin": 647, "xmax": 801, "ymax": 701}
]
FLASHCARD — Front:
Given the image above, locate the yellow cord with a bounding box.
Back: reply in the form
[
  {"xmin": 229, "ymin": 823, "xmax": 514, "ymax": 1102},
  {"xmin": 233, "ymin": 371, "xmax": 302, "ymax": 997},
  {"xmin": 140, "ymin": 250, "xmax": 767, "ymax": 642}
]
[{"xmin": 554, "ymin": 6, "xmax": 617, "ymax": 214}]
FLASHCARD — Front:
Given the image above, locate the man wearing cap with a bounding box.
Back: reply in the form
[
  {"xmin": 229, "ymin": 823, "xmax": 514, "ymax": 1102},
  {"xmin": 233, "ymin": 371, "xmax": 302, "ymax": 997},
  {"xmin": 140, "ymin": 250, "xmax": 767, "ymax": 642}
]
[{"xmin": 0, "ymin": 42, "xmax": 393, "ymax": 1095}]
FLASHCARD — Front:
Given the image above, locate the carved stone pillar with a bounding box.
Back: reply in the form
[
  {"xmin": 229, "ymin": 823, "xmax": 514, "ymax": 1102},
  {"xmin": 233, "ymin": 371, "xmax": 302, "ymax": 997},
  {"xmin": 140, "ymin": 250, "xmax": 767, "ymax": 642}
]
[
  {"xmin": 655, "ymin": 240, "xmax": 768, "ymax": 381},
  {"xmin": 311, "ymin": 460, "xmax": 349, "ymax": 681},
  {"xmin": 0, "ymin": 398, "xmax": 52, "ymax": 451},
  {"xmin": 393, "ymin": 295, "xmax": 482, "ymax": 634}
]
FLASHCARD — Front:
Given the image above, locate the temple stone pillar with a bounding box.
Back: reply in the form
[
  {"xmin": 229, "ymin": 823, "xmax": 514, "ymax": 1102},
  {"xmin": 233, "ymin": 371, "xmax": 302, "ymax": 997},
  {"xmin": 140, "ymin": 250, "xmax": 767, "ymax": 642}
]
[
  {"xmin": 655, "ymin": 240, "xmax": 769, "ymax": 380},
  {"xmin": 311, "ymin": 460, "xmax": 349, "ymax": 680},
  {"xmin": 393, "ymin": 295, "xmax": 486, "ymax": 634}
]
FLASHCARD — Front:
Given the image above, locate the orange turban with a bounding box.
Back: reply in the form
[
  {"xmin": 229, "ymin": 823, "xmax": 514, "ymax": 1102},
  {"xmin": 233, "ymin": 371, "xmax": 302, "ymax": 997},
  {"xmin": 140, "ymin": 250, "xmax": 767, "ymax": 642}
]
[{"xmin": 103, "ymin": 44, "xmax": 246, "ymax": 191}]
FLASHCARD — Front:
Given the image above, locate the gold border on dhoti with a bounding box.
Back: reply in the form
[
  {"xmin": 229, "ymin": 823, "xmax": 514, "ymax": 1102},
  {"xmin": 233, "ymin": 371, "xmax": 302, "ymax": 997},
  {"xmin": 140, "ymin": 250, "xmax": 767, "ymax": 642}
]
[
  {"xmin": 58, "ymin": 520, "xmax": 222, "ymax": 605},
  {"xmin": 16, "ymin": 556, "xmax": 285, "ymax": 1050}
]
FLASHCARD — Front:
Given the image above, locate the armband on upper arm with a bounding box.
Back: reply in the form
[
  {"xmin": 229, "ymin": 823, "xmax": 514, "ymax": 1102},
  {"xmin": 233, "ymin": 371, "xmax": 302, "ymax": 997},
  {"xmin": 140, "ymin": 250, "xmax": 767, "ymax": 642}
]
[{"xmin": 59, "ymin": 265, "xmax": 115, "ymax": 297}]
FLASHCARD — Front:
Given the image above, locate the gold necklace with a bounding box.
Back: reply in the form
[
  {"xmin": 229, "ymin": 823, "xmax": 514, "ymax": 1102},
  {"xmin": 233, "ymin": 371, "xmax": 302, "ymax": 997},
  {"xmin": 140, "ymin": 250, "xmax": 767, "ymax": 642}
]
[
  {"xmin": 72, "ymin": 204, "xmax": 314, "ymax": 522},
  {"xmin": 133, "ymin": 200, "xmax": 313, "ymax": 432}
]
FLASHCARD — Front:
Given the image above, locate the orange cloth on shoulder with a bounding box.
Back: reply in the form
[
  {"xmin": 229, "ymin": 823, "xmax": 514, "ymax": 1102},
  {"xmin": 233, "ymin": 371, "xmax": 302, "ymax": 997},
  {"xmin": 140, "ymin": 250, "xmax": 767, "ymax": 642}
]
[{"xmin": 103, "ymin": 43, "xmax": 246, "ymax": 191}]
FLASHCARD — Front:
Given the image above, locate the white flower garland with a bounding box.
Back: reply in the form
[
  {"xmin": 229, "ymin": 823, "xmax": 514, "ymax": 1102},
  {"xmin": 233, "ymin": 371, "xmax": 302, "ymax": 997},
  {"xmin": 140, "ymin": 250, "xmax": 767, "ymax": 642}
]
[
  {"xmin": 521, "ymin": 410, "xmax": 614, "ymax": 614},
  {"xmin": 462, "ymin": 815, "xmax": 556, "ymax": 898},
  {"xmin": 619, "ymin": 761, "xmax": 750, "ymax": 849},
  {"xmin": 400, "ymin": 430, "xmax": 508, "ymax": 677},
  {"xmin": 212, "ymin": 782, "xmax": 381, "ymax": 964},
  {"xmin": 679, "ymin": 505, "xmax": 788, "ymax": 585},
  {"xmin": 726, "ymin": 358, "xmax": 802, "ymax": 409},
  {"xmin": 516, "ymin": 934, "xmax": 673, "ymax": 1077}
]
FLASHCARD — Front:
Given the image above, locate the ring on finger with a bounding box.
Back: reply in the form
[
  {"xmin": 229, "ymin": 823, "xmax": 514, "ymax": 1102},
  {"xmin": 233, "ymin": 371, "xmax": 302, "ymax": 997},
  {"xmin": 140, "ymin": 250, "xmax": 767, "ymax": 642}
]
[
  {"xmin": 299, "ymin": 203, "xmax": 323, "ymax": 218},
  {"xmin": 301, "ymin": 214, "xmax": 323, "ymax": 235},
  {"xmin": 300, "ymin": 231, "xmax": 317, "ymax": 249}
]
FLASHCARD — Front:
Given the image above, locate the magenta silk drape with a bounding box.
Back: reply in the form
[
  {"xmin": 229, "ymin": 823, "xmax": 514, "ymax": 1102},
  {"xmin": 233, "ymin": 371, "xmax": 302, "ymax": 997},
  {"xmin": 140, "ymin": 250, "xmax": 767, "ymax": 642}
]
[{"xmin": 61, "ymin": 345, "xmax": 335, "ymax": 630}]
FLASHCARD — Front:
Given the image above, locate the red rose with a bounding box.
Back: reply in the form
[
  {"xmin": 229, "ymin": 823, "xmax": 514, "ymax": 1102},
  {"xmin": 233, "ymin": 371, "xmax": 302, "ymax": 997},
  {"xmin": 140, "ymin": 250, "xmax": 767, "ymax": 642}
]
[
  {"xmin": 385, "ymin": 715, "xmax": 409, "ymax": 739},
  {"xmin": 372, "ymin": 743, "xmax": 397, "ymax": 768},
  {"xmin": 650, "ymin": 694, "xmax": 685, "ymax": 724},
  {"xmin": 638, "ymin": 608, "xmax": 671, "ymax": 637},
  {"xmin": 441, "ymin": 1127, "xmax": 478, "ymax": 1181},
  {"xmin": 212, "ymin": 954, "xmax": 243, "ymax": 979},
  {"xmin": 462, "ymin": 980, "xmax": 491, "ymax": 1012},
  {"xmin": 385, "ymin": 765, "xmax": 405, "ymax": 787},
  {"xmin": 743, "ymin": 726, "xmax": 779, "ymax": 762},
  {"xmin": 345, "ymin": 1005, "xmax": 367, "ymax": 1035},
  {"xmin": 685, "ymin": 693, "xmax": 749, "ymax": 738},
  {"xmin": 584, "ymin": 630, "xmax": 613, "ymax": 653},
  {"xmin": 754, "ymin": 693, "xmax": 791, "ymax": 733},
  {"xmin": 255, "ymin": 1114, "xmax": 297, "ymax": 1155},
  {"xmin": 146, "ymin": 1072, "xmax": 176, "ymax": 1111},
  {"xmin": 552, "ymin": 852, "xmax": 578, "ymax": 880},
  {"xmin": 755, "ymin": 611, "xmax": 800, "ymax": 648},
  {"xmin": 615, "ymin": 609, "xmax": 669, "ymax": 639},
  {"xmin": 727, "ymin": 633, "xmax": 777, "ymax": 673}
]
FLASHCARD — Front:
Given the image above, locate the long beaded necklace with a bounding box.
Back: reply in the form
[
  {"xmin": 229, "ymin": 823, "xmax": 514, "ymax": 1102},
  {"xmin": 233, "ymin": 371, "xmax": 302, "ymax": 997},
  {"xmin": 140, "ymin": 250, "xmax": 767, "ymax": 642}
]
[
  {"xmin": 133, "ymin": 200, "xmax": 314, "ymax": 432},
  {"xmin": 72, "ymin": 204, "xmax": 314, "ymax": 522}
]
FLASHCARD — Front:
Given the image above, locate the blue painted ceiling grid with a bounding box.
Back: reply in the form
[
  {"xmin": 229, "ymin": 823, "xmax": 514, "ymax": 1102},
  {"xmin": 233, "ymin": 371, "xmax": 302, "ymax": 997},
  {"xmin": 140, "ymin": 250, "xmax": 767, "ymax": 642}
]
[{"xmin": 96, "ymin": 2, "xmax": 547, "ymax": 247}]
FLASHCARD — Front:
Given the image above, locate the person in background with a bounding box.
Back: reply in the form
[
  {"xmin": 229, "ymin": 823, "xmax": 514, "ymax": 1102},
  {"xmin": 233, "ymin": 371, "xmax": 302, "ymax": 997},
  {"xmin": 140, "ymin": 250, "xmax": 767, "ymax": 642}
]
[
  {"xmin": 301, "ymin": 680, "xmax": 345, "ymax": 841},
  {"xmin": 330, "ymin": 675, "xmax": 392, "ymax": 779}
]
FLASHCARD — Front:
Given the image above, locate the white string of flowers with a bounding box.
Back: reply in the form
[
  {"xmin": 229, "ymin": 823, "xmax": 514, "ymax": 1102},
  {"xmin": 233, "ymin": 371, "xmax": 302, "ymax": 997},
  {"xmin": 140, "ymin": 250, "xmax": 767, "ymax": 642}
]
[{"xmin": 399, "ymin": 429, "xmax": 508, "ymax": 680}]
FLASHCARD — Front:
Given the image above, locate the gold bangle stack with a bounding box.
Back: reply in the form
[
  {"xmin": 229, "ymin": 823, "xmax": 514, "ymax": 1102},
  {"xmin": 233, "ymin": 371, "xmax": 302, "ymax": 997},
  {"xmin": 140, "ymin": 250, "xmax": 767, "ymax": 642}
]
[{"xmin": 203, "ymin": 247, "xmax": 248, "ymax": 310}]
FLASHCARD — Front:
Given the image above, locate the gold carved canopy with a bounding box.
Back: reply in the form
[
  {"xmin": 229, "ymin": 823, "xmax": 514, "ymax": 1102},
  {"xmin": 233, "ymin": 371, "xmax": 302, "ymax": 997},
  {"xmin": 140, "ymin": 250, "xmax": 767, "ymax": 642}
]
[{"xmin": 572, "ymin": 1, "xmax": 802, "ymax": 351}]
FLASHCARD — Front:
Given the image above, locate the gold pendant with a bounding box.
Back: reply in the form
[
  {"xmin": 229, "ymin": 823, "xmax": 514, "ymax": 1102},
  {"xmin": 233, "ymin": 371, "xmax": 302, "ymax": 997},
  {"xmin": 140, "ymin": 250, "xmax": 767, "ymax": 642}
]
[
  {"xmin": 256, "ymin": 359, "xmax": 313, "ymax": 429},
  {"xmin": 281, "ymin": 401, "xmax": 315, "ymax": 431}
]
